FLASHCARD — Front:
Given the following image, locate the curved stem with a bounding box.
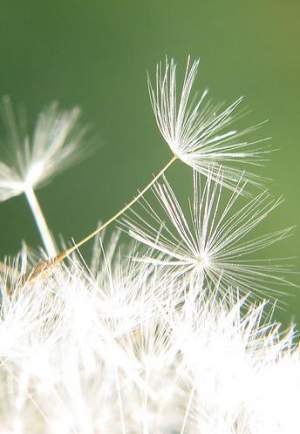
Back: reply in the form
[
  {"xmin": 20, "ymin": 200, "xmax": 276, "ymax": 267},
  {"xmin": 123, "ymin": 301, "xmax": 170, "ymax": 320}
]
[
  {"xmin": 53, "ymin": 154, "xmax": 177, "ymax": 264},
  {"xmin": 24, "ymin": 186, "xmax": 57, "ymax": 258}
]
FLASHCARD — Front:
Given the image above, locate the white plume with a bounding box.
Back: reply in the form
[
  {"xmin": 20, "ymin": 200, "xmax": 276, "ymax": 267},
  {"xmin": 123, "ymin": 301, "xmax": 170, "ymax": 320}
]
[
  {"xmin": 148, "ymin": 57, "xmax": 269, "ymax": 190},
  {"xmin": 0, "ymin": 97, "xmax": 87, "ymax": 201},
  {"xmin": 122, "ymin": 170, "xmax": 293, "ymax": 299}
]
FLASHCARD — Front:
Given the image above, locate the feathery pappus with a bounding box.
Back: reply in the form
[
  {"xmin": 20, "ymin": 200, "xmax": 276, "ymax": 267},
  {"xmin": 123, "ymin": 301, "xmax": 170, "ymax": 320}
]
[
  {"xmin": 148, "ymin": 57, "xmax": 270, "ymax": 191},
  {"xmin": 0, "ymin": 98, "xmax": 89, "ymax": 258},
  {"xmin": 122, "ymin": 170, "xmax": 293, "ymax": 300}
]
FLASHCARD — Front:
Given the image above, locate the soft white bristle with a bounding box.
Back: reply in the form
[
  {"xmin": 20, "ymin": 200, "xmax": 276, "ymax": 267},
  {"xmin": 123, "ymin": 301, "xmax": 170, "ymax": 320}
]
[
  {"xmin": 0, "ymin": 242, "xmax": 297, "ymax": 433},
  {"xmin": 0, "ymin": 98, "xmax": 87, "ymax": 201},
  {"xmin": 122, "ymin": 170, "xmax": 293, "ymax": 300},
  {"xmin": 148, "ymin": 57, "xmax": 270, "ymax": 190}
]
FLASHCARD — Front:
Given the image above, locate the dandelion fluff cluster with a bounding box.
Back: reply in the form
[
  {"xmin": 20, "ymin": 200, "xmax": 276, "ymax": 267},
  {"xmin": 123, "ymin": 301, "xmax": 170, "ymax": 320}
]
[{"xmin": 0, "ymin": 58, "xmax": 298, "ymax": 433}]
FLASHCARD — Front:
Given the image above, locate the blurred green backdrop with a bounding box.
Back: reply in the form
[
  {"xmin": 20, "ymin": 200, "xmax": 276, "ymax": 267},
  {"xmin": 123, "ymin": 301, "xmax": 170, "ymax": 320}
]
[{"xmin": 0, "ymin": 0, "xmax": 299, "ymax": 324}]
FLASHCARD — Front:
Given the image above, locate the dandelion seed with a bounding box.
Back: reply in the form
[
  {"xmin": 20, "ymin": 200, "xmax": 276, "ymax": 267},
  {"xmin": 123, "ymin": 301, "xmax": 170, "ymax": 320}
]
[
  {"xmin": 0, "ymin": 97, "xmax": 88, "ymax": 257},
  {"xmin": 122, "ymin": 170, "xmax": 293, "ymax": 299}
]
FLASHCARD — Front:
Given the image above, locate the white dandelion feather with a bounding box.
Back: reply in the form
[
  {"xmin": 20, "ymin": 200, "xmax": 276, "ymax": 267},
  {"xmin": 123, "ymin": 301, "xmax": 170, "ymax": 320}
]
[
  {"xmin": 148, "ymin": 57, "xmax": 269, "ymax": 190},
  {"xmin": 122, "ymin": 170, "xmax": 293, "ymax": 299},
  {"xmin": 0, "ymin": 97, "xmax": 88, "ymax": 257},
  {"xmin": 0, "ymin": 97, "xmax": 86, "ymax": 200}
]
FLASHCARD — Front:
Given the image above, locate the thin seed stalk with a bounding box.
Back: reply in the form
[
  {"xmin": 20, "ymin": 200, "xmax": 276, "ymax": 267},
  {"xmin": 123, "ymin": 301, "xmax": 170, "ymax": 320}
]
[
  {"xmin": 24, "ymin": 186, "xmax": 57, "ymax": 258},
  {"xmin": 28, "ymin": 155, "xmax": 178, "ymax": 281}
]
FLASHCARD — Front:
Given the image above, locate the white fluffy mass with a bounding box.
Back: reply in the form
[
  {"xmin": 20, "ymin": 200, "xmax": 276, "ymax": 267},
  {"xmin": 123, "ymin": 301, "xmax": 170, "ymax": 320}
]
[{"xmin": 0, "ymin": 239, "xmax": 298, "ymax": 434}]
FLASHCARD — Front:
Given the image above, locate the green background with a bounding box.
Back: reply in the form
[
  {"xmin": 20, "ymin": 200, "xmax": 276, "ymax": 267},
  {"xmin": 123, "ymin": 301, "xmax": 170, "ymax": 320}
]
[{"xmin": 0, "ymin": 0, "xmax": 299, "ymax": 324}]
